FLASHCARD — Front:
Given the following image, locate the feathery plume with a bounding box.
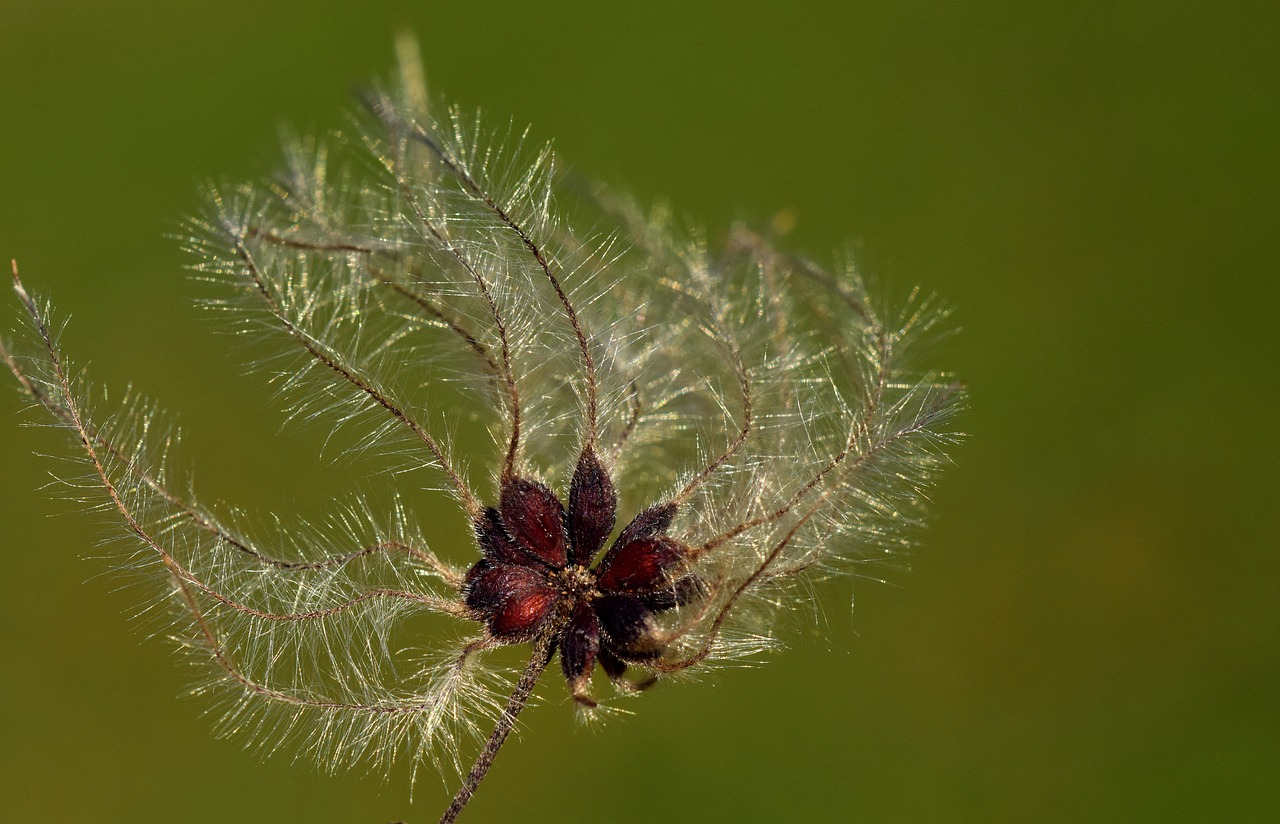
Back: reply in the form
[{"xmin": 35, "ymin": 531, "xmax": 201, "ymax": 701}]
[{"xmin": 0, "ymin": 38, "xmax": 964, "ymax": 822}]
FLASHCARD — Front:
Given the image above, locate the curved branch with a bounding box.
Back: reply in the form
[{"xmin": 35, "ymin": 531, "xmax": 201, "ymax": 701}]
[
  {"xmin": 658, "ymin": 499, "xmax": 825, "ymax": 673},
  {"xmin": 692, "ymin": 376, "xmax": 959, "ymax": 562},
  {"xmin": 190, "ymin": 575, "xmax": 464, "ymax": 623},
  {"xmin": 373, "ymin": 268, "xmax": 502, "ymax": 374},
  {"xmin": 381, "ymin": 139, "xmax": 526, "ymax": 479},
  {"xmin": 727, "ymin": 227, "xmax": 872, "ymax": 324},
  {"xmin": 671, "ymin": 314, "xmax": 753, "ymax": 505},
  {"xmin": 664, "ymin": 369, "xmax": 958, "ymax": 668},
  {"xmin": 580, "ymin": 199, "xmax": 752, "ymax": 503},
  {"xmin": 374, "ymin": 98, "xmax": 600, "ymax": 447},
  {"xmin": 439, "ymin": 634, "xmax": 553, "ymax": 824},
  {"xmin": 244, "ymin": 228, "xmax": 503, "ymax": 375},
  {"xmin": 686, "ymin": 257, "xmax": 895, "ymax": 559},
  {"xmin": 228, "ymin": 235, "xmax": 482, "ymax": 516},
  {"xmin": 3, "ymin": 311, "xmax": 464, "ymax": 589},
  {"xmin": 11, "ymin": 267, "xmax": 474, "ymax": 720},
  {"xmin": 610, "ymin": 382, "xmax": 642, "ymax": 463}
]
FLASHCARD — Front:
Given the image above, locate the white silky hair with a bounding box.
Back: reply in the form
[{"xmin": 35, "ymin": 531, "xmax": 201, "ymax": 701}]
[{"xmin": 0, "ymin": 40, "xmax": 963, "ymax": 782}]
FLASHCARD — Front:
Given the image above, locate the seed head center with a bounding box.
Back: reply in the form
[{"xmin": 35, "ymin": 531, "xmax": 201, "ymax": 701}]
[{"xmin": 557, "ymin": 564, "xmax": 597, "ymax": 599}]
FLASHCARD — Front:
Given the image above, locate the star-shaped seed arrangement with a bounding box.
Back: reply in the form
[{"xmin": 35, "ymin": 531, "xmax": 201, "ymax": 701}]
[
  {"xmin": 0, "ymin": 39, "xmax": 963, "ymax": 824},
  {"xmin": 465, "ymin": 447, "xmax": 699, "ymax": 706}
]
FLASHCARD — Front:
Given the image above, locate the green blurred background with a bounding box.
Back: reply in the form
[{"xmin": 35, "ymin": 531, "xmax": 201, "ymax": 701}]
[{"xmin": 2, "ymin": 3, "xmax": 1276, "ymax": 822}]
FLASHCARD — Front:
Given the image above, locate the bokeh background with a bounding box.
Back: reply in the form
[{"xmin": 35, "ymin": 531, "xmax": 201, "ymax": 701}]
[{"xmin": 1, "ymin": 3, "xmax": 1276, "ymax": 822}]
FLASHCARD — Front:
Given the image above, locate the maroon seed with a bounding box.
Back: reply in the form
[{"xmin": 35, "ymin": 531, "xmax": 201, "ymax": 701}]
[
  {"xmin": 596, "ymin": 537, "xmax": 685, "ymax": 594},
  {"xmin": 595, "ymin": 593, "xmax": 663, "ymax": 659},
  {"xmin": 466, "ymin": 565, "xmax": 551, "ymax": 621},
  {"xmin": 640, "ymin": 574, "xmax": 704, "ymax": 612},
  {"xmin": 615, "ymin": 501, "xmax": 678, "ymax": 547},
  {"xmin": 559, "ymin": 600, "xmax": 601, "ymax": 682},
  {"xmin": 499, "ymin": 478, "xmax": 568, "ymax": 567},
  {"xmin": 568, "ymin": 447, "xmax": 617, "ymax": 566},
  {"xmin": 490, "ymin": 584, "xmax": 558, "ymax": 640},
  {"xmin": 475, "ymin": 507, "xmax": 533, "ymax": 567},
  {"xmin": 598, "ymin": 647, "xmax": 628, "ymax": 680}
]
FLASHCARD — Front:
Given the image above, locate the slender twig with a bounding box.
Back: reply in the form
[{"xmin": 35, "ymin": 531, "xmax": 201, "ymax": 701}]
[
  {"xmin": 690, "ymin": 293, "xmax": 894, "ymax": 560},
  {"xmin": 382, "ymin": 141, "xmax": 525, "ymax": 480},
  {"xmin": 727, "ymin": 227, "xmax": 872, "ymax": 323},
  {"xmin": 663, "ymin": 381, "xmax": 961, "ymax": 666},
  {"xmin": 244, "ymin": 227, "xmax": 375, "ymax": 256},
  {"xmin": 580, "ymin": 200, "xmax": 752, "ymax": 504},
  {"xmin": 372, "ymin": 268, "xmax": 502, "ymax": 375},
  {"xmin": 439, "ymin": 635, "xmax": 553, "ymax": 824},
  {"xmin": 693, "ymin": 380, "xmax": 960, "ymax": 561},
  {"xmin": 229, "ymin": 234, "xmax": 482, "ymax": 516},
  {"xmin": 1, "ymin": 336, "xmax": 463, "ymax": 586},
  {"xmin": 244, "ymin": 227, "xmax": 503, "ymax": 375},
  {"xmin": 11, "ymin": 263, "xmax": 468, "ymax": 718},
  {"xmin": 610, "ymin": 381, "xmax": 642, "ymax": 462},
  {"xmin": 375, "ymin": 98, "xmax": 600, "ymax": 447},
  {"xmin": 658, "ymin": 499, "xmax": 825, "ymax": 673},
  {"xmin": 186, "ymin": 577, "xmax": 462, "ymax": 623},
  {"xmin": 670, "ymin": 278, "xmax": 754, "ymax": 505}
]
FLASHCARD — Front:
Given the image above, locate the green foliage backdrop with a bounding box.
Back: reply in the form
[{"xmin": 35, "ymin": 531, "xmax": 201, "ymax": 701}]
[{"xmin": 1, "ymin": 3, "xmax": 1275, "ymax": 821}]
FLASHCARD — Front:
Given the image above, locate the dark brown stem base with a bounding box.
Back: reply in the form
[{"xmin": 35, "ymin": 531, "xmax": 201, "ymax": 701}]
[{"xmin": 438, "ymin": 640, "xmax": 551, "ymax": 824}]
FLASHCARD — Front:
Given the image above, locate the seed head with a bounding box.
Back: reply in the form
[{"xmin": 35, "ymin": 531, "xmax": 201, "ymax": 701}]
[{"xmin": 0, "ymin": 38, "xmax": 964, "ymax": 820}]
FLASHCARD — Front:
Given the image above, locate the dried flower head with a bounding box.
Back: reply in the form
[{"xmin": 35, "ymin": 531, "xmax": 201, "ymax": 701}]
[{"xmin": 0, "ymin": 40, "xmax": 963, "ymax": 823}]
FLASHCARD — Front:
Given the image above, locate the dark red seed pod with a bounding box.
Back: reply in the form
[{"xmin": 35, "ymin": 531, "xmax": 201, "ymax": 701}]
[
  {"xmin": 567, "ymin": 447, "xmax": 617, "ymax": 566},
  {"xmin": 466, "ymin": 564, "xmax": 558, "ymax": 640},
  {"xmin": 559, "ymin": 600, "xmax": 601, "ymax": 683},
  {"xmin": 461, "ymin": 561, "xmax": 495, "ymax": 612},
  {"xmin": 490, "ymin": 588, "xmax": 558, "ymax": 641},
  {"xmin": 597, "ymin": 647, "xmax": 628, "ymax": 680},
  {"xmin": 595, "ymin": 594, "xmax": 663, "ymax": 660},
  {"xmin": 596, "ymin": 536, "xmax": 686, "ymax": 594},
  {"xmin": 475, "ymin": 507, "xmax": 533, "ymax": 567},
  {"xmin": 640, "ymin": 574, "xmax": 705, "ymax": 612},
  {"xmin": 499, "ymin": 478, "xmax": 568, "ymax": 567},
  {"xmin": 615, "ymin": 501, "xmax": 678, "ymax": 547}
]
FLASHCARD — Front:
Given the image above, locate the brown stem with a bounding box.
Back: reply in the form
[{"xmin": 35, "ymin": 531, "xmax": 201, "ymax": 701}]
[
  {"xmin": 439, "ymin": 637, "xmax": 552, "ymax": 824},
  {"xmin": 243, "ymin": 227, "xmax": 504, "ymax": 376},
  {"xmin": 2, "ymin": 338, "xmax": 463, "ymax": 579},
  {"xmin": 228, "ymin": 234, "xmax": 482, "ymax": 517},
  {"xmin": 8, "ymin": 264, "xmax": 484, "ymax": 718},
  {"xmin": 610, "ymin": 382, "xmax": 642, "ymax": 462},
  {"xmin": 382, "ymin": 147, "xmax": 525, "ymax": 480},
  {"xmin": 376, "ymin": 98, "xmax": 599, "ymax": 447},
  {"xmin": 659, "ymin": 497, "xmax": 825, "ymax": 673}
]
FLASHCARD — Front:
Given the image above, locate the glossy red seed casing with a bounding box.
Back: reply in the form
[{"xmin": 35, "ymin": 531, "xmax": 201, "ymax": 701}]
[{"xmin": 462, "ymin": 447, "xmax": 697, "ymax": 695}]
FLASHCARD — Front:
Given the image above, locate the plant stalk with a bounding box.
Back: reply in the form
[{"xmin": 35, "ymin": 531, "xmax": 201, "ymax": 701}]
[{"xmin": 438, "ymin": 638, "xmax": 552, "ymax": 824}]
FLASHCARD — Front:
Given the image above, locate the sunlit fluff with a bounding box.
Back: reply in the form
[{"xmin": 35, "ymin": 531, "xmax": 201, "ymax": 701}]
[{"xmin": 1, "ymin": 42, "xmax": 963, "ymax": 821}]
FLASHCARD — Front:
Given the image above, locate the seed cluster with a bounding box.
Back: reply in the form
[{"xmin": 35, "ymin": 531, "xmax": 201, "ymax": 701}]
[
  {"xmin": 464, "ymin": 447, "xmax": 699, "ymax": 705},
  {"xmin": 0, "ymin": 40, "xmax": 963, "ymax": 824}
]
